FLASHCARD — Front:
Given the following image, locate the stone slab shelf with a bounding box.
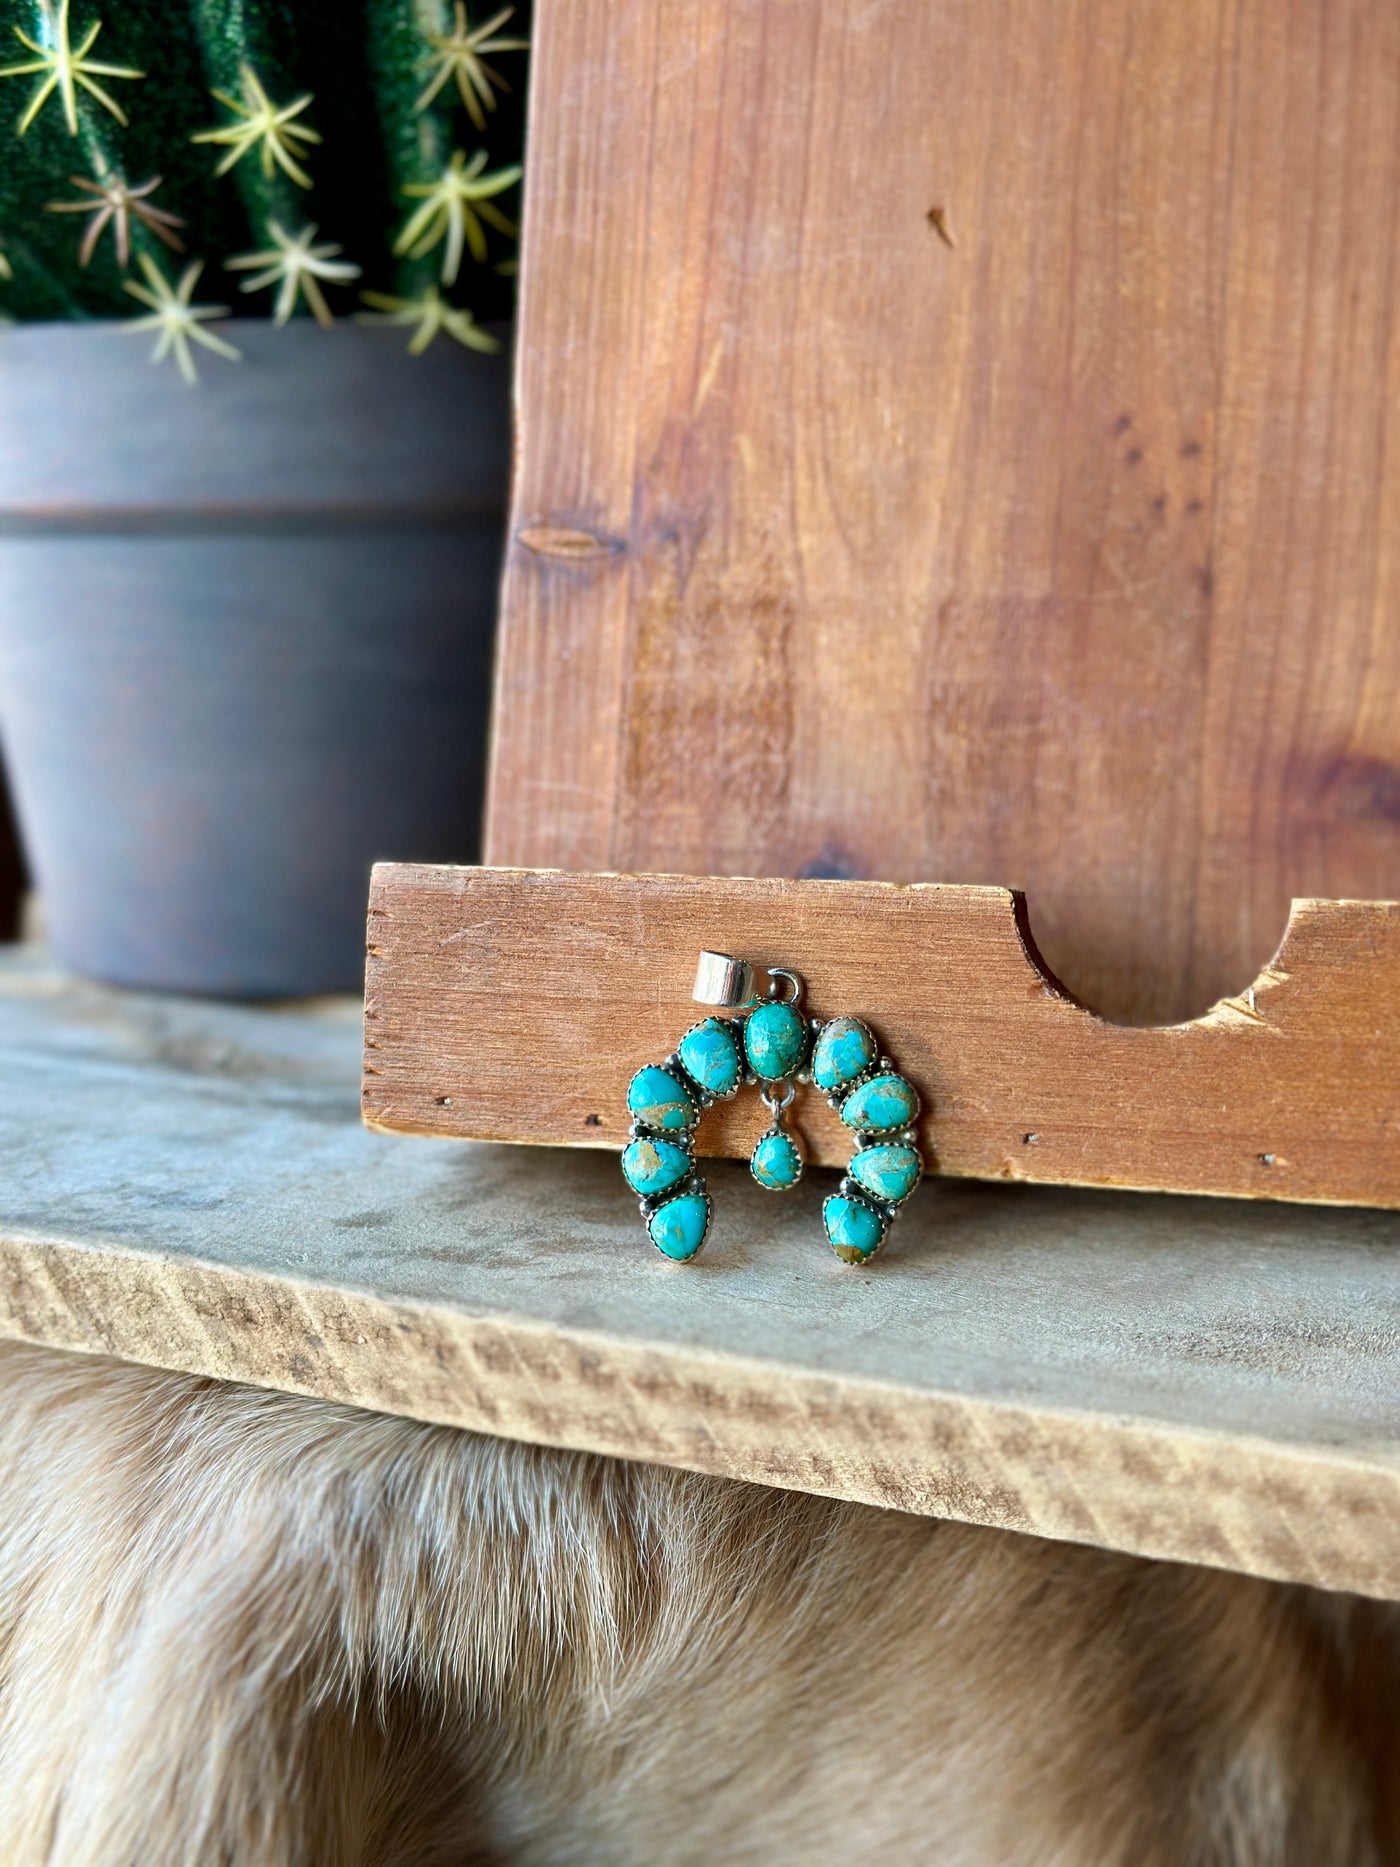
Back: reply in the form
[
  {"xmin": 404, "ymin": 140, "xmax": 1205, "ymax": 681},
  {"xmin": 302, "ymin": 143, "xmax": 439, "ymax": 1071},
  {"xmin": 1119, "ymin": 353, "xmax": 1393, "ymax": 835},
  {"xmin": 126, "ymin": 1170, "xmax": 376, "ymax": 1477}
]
[{"xmin": 0, "ymin": 950, "xmax": 1396, "ymax": 1601}]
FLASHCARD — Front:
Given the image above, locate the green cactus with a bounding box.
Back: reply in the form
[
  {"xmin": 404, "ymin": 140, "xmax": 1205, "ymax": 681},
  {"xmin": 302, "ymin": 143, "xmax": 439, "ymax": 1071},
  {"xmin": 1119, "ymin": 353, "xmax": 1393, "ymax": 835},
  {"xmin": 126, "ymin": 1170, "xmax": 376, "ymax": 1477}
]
[{"xmin": 0, "ymin": 0, "xmax": 527, "ymax": 335}]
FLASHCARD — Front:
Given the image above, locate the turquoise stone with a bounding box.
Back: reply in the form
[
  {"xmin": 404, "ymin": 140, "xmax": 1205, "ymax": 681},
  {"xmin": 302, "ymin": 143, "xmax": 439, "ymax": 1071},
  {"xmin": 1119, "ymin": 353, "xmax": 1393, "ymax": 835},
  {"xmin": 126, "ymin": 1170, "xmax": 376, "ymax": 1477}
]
[
  {"xmin": 840, "ymin": 1072, "xmax": 920, "ymax": 1135},
  {"xmin": 627, "ymin": 1065, "xmax": 697, "ymax": 1132},
  {"xmin": 743, "ymin": 1001, "xmax": 808, "ymax": 1081},
  {"xmin": 648, "ymin": 1190, "xmax": 711, "ymax": 1261},
  {"xmin": 812, "ymin": 1017, "xmax": 877, "ymax": 1093},
  {"xmin": 850, "ymin": 1143, "xmax": 922, "ymax": 1206},
  {"xmin": 750, "ymin": 1128, "xmax": 803, "ymax": 1191},
  {"xmin": 622, "ymin": 1135, "xmax": 693, "ymax": 1198},
  {"xmin": 823, "ymin": 1194, "xmax": 887, "ymax": 1264},
  {"xmin": 677, "ymin": 1018, "xmax": 742, "ymax": 1097}
]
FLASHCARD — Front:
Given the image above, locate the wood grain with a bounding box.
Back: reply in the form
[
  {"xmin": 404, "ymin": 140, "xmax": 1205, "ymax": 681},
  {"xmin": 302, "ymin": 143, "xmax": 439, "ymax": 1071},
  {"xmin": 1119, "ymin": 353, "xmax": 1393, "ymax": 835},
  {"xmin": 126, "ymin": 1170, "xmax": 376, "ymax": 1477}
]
[
  {"xmin": 3, "ymin": 950, "xmax": 1398, "ymax": 1600},
  {"xmin": 487, "ymin": 0, "xmax": 1400, "ymax": 1028},
  {"xmin": 365, "ymin": 864, "xmax": 1400, "ymax": 1209}
]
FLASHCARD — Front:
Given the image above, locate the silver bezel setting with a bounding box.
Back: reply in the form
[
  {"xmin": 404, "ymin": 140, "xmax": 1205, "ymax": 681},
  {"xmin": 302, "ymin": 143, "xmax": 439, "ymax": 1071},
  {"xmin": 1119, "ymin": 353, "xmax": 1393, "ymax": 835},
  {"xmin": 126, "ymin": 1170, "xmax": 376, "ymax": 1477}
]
[
  {"xmin": 836, "ymin": 1058, "xmax": 922, "ymax": 1134},
  {"xmin": 742, "ymin": 998, "xmax": 812, "ymax": 1083},
  {"xmin": 811, "ymin": 1015, "xmax": 881, "ymax": 1104},
  {"xmin": 822, "ymin": 1188, "xmax": 890, "ymax": 1265},
  {"xmin": 846, "ymin": 1139, "xmax": 925, "ymax": 1212},
  {"xmin": 626, "ymin": 1061, "xmax": 702, "ymax": 1136},
  {"xmin": 646, "ymin": 1176, "xmax": 712, "ymax": 1260},
  {"xmin": 674, "ymin": 1015, "xmax": 746, "ymax": 1101},
  {"xmin": 748, "ymin": 1122, "xmax": 805, "ymax": 1193},
  {"xmin": 622, "ymin": 1128, "xmax": 698, "ymax": 1204}
]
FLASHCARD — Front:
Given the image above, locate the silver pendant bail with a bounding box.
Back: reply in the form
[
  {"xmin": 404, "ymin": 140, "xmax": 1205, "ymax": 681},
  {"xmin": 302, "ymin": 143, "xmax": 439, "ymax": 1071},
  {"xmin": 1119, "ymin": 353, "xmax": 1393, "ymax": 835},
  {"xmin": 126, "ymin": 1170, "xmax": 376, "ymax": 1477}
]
[{"xmin": 692, "ymin": 950, "xmax": 755, "ymax": 1007}]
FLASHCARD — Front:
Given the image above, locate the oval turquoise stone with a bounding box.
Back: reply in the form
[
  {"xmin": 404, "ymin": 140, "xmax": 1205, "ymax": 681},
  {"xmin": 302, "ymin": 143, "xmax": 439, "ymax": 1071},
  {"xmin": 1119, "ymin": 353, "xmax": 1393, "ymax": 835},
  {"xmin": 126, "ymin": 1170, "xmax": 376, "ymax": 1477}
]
[
  {"xmin": 750, "ymin": 1129, "xmax": 803, "ymax": 1191},
  {"xmin": 621, "ymin": 1136, "xmax": 693, "ymax": 1198},
  {"xmin": 677, "ymin": 1018, "xmax": 741, "ymax": 1097},
  {"xmin": 743, "ymin": 1001, "xmax": 808, "ymax": 1080},
  {"xmin": 812, "ymin": 1017, "xmax": 877, "ymax": 1093},
  {"xmin": 627, "ymin": 1065, "xmax": 697, "ymax": 1132},
  {"xmin": 648, "ymin": 1191, "xmax": 711, "ymax": 1261},
  {"xmin": 840, "ymin": 1072, "xmax": 920, "ymax": 1135},
  {"xmin": 850, "ymin": 1143, "xmax": 922, "ymax": 1206},
  {"xmin": 823, "ymin": 1194, "xmax": 886, "ymax": 1264}
]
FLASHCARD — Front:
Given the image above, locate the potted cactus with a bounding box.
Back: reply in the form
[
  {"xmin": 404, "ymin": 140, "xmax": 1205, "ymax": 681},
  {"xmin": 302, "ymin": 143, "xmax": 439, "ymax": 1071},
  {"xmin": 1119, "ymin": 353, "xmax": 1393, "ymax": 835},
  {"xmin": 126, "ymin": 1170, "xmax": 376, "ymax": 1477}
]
[{"xmin": 0, "ymin": 0, "xmax": 528, "ymax": 995}]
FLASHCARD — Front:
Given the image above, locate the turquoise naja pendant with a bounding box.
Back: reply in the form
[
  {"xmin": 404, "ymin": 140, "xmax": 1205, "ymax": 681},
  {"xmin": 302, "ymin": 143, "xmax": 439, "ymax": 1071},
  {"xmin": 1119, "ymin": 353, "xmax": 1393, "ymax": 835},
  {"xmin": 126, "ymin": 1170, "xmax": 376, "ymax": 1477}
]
[
  {"xmin": 623, "ymin": 953, "xmax": 810, "ymax": 1260},
  {"xmin": 624, "ymin": 952, "xmax": 925, "ymax": 1265}
]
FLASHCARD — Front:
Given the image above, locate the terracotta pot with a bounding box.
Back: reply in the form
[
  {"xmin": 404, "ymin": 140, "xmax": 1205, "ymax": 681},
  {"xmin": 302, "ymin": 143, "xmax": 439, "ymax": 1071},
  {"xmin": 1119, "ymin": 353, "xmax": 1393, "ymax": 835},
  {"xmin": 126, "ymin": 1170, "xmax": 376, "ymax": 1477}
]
[{"xmin": 0, "ymin": 321, "xmax": 510, "ymax": 996}]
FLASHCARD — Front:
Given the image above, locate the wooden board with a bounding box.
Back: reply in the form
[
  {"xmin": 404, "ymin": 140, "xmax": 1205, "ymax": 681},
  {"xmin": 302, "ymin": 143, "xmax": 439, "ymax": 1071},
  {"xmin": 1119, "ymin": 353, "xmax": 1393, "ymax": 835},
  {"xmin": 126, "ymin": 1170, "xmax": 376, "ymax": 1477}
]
[
  {"xmin": 364, "ymin": 865, "xmax": 1400, "ymax": 1209},
  {"xmin": 362, "ymin": 862, "xmax": 1400, "ymax": 1209},
  {"xmin": 487, "ymin": 0, "xmax": 1400, "ymax": 1030},
  {"xmin": 1, "ymin": 949, "xmax": 1398, "ymax": 1600}
]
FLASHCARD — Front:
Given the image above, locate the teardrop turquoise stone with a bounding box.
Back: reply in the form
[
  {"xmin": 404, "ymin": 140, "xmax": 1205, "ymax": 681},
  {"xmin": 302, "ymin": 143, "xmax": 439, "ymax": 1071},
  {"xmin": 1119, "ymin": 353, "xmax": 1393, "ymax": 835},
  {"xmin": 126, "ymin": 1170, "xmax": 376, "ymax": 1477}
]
[
  {"xmin": 750, "ymin": 1129, "xmax": 803, "ymax": 1190},
  {"xmin": 743, "ymin": 1001, "xmax": 808, "ymax": 1080},
  {"xmin": 648, "ymin": 1190, "xmax": 711, "ymax": 1261},
  {"xmin": 850, "ymin": 1143, "xmax": 922, "ymax": 1206},
  {"xmin": 840, "ymin": 1072, "xmax": 920, "ymax": 1135},
  {"xmin": 677, "ymin": 1018, "xmax": 741, "ymax": 1097},
  {"xmin": 812, "ymin": 1017, "xmax": 877, "ymax": 1093},
  {"xmin": 823, "ymin": 1194, "xmax": 887, "ymax": 1263},
  {"xmin": 627, "ymin": 1065, "xmax": 698, "ymax": 1132},
  {"xmin": 622, "ymin": 1135, "xmax": 693, "ymax": 1198}
]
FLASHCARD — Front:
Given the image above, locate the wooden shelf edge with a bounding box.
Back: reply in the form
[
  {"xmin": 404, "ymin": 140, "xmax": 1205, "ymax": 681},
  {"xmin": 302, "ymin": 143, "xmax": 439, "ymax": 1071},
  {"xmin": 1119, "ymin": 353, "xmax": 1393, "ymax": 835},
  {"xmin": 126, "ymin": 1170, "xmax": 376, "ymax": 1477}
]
[
  {"xmin": 363, "ymin": 865, "xmax": 1400, "ymax": 1209},
  {"xmin": 1, "ymin": 1227, "xmax": 1395, "ymax": 1602}
]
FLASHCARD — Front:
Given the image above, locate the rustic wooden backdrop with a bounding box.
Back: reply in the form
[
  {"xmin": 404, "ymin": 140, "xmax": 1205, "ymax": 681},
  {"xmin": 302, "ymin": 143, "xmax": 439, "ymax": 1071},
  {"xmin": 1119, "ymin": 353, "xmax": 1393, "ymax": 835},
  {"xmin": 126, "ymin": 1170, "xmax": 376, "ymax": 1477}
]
[{"xmin": 485, "ymin": 0, "xmax": 1400, "ymax": 1028}]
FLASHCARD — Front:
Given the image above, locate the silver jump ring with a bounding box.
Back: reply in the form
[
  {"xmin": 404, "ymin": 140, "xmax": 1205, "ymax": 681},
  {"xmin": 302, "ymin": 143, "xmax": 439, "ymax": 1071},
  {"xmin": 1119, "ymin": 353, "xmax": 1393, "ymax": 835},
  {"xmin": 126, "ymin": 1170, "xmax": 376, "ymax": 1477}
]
[
  {"xmin": 762, "ymin": 1081, "xmax": 796, "ymax": 1116},
  {"xmin": 765, "ymin": 966, "xmax": 803, "ymax": 1006}
]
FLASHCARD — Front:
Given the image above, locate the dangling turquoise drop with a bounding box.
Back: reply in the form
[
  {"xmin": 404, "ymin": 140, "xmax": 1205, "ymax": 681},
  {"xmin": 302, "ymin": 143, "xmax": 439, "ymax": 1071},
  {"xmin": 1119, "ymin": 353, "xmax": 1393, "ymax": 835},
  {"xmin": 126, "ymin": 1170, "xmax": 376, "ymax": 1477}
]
[{"xmin": 750, "ymin": 1126, "xmax": 804, "ymax": 1191}]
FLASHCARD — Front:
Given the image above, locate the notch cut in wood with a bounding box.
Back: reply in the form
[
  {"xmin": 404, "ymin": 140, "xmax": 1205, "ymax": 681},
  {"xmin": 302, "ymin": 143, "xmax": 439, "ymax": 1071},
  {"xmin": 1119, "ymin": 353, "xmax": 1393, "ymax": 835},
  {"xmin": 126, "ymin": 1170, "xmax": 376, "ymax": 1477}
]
[{"xmin": 363, "ymin": 866, "xmax": 1400, "ymax": 1211}]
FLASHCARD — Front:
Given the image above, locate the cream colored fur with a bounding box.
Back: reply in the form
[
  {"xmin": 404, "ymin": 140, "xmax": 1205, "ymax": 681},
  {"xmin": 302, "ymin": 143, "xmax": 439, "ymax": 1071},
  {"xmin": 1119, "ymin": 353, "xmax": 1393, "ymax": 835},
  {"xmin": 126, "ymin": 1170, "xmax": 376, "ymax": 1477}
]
[{"xmin": 0, "ymin": 1339, "xmax": 1393, "ymax": 1866}]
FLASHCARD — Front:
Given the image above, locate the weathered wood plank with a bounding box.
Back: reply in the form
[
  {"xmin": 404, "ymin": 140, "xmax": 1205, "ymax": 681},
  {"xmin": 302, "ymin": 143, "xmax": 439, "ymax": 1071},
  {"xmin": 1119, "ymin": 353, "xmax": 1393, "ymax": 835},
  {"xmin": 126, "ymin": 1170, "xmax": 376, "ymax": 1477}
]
[
  {"xmin": 364, "ymin": 864, "xmax": 1400, "ymax": 1209},
  {"xmin": 1, "ymin": 952, "xmax": 1397, "ymax": 1599},
  {"xmin": 487, "ymin": 0, "xmax": 1400, "ymax": 1029}
]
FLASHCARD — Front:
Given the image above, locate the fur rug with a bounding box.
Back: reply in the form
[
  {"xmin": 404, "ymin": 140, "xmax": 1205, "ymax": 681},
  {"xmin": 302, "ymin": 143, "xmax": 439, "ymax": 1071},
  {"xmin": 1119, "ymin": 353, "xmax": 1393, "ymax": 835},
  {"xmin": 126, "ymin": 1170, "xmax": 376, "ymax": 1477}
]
[{"xmin": 0, "ymin": 1339, "xmax": 1393, "ymax": 1866}]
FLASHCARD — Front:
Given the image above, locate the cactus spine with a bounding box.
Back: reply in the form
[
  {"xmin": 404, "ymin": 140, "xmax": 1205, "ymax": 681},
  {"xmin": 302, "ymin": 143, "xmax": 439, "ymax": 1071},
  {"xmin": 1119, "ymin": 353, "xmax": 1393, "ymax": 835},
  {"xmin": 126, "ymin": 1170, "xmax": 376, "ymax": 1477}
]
[{"xmin": 0, "ymin": 0, "xmax": 527, "ymax": 340}]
